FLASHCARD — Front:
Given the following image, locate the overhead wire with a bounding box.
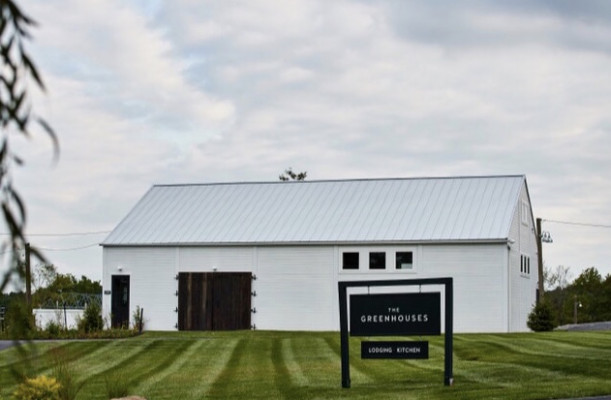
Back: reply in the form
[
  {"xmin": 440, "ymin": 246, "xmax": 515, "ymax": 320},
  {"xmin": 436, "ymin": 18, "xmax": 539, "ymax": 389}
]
[
  {"xmin": 0, "ymin": 230, "xmax": 111, "ymax": 237},
  {"xmin": 36, "ymin": 243, "xmax": 100, "ymax": 252},
  {"xmin": 543, "ymin": 219, "xmax": 611, "ymax": 229},
  {"xmin": 0, "ymin": 230, "xmax": 110, "ymax": 252}
]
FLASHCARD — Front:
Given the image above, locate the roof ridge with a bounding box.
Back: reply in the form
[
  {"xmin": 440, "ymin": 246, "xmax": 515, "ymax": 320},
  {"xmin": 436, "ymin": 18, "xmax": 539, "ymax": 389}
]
[{"xmin": 152, "ymin": 174, "xmax": 525, "ymax": 188}]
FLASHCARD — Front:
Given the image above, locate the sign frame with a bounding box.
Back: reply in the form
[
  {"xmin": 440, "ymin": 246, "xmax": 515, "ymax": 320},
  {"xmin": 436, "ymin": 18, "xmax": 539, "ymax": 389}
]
[{"xmin": 338, "ymin": 277, "xmax": 453, "ymax": 388}]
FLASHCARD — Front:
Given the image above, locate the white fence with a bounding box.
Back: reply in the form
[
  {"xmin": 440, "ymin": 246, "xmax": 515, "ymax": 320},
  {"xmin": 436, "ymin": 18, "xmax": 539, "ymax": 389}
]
[{"xmin": 34, "ymin": 308, "xmax": 84, "ymax": 330}]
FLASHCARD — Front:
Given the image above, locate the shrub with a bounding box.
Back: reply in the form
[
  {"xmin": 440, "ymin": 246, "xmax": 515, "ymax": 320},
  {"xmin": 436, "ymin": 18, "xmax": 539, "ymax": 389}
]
[
  {"xmin": 45, "ymin": 321, "xmax": 62, "ymax": 337},
  {"xmin": 13, "ymin": 375, "xmax": 61, "ymax": 400},
  {"xmin": 527, "ymin": 301, "xmax": 555, "ymax": 332},
  {"xmin": 77, "ymin": 301, "xmax": 103, "ymax": 333},
  {"xmin": 5, "ymin": 300, "xmax": 36, "ymax": 339},
  {"xmin": 132, "ymin": 305, "xmax": 144, "ymax": 333}
]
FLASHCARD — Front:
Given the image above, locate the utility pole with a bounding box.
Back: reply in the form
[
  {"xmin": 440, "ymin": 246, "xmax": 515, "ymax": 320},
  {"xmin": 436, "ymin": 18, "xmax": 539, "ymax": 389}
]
[
  {"xmin": 25, "ymin": 242, "xmax": 32, "ymax": 307},
  {"xmin": 536, "ymin": 218, "xmax": 544, "ymax": 304}
]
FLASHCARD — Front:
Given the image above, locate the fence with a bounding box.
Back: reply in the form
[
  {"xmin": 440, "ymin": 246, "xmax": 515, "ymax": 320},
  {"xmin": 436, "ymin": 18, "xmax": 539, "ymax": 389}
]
[{"xmin": 34, "ymin": 293, "xmax": 102, "ymax": 330}]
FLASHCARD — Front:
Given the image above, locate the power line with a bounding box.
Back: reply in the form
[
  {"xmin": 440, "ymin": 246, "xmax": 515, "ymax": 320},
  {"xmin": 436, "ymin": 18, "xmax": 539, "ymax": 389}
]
[
  {"xmin": 0, "ymin": 230, "xmax": 111, "ymax": 237},
  {"xmin": 543, "ymin": 219, "xmax": 611, "ymax": 229},
  {"xmin": 36, "ymin": 243, "xmax": 100, "ymax": 252}
]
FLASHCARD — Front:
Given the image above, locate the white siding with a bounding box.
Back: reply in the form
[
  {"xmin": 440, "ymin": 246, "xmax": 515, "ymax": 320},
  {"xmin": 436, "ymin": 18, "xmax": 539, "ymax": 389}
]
[
  {"xmin": 255, "ymin": 246, "xmax": 336, "ymax": 331},
  {"xmin": 507, "ymin": 183, "xmax": 538, "ymax": 331},
  {"xmin": 103, "ymin": 240, "xmax": 531, "ymax": 333},
  {"xmin": 178, "ymin": 247, "xmax": 254, "ymax": 272},
  {"xmin": 419, "ymin": 244, "xmax": 508, "ymax": 332},
  {"xmin": 103, "ymin": 247, "xmax": 178, "ymax": 331}
]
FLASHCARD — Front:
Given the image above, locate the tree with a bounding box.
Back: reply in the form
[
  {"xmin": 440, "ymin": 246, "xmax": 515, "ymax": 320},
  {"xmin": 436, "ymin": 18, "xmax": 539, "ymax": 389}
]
[
  {"xmin": 544, "ymin": 264, "xmax": 571, "ymax": 291},
  {"xmin": 279, "ymin": 168, "xmax": 307, "ymax": 181},
  {"xmin": 32, "ymin": 266, "xmax": 102, "ymax": 308},
  {"xmin": 0, "ymin": 1, "xmax": 57, "ymax": 295},
  {"xmin": 527, "ymin": 301, "xmax": 555, "ymax": 332},
  {"xmin": 570, "ymin": 267, "xmax": 603, "ymax": 323}
]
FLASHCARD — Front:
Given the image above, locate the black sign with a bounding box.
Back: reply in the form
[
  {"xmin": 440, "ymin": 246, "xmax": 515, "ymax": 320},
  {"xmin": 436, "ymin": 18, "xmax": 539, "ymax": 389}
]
[
  {"xmin": 361, "ymin": 341, "xmax": 429, "ymax": 359},
  {"xmin": 350, "ymin": 292, "xmax": 440, "ymax": 336}
]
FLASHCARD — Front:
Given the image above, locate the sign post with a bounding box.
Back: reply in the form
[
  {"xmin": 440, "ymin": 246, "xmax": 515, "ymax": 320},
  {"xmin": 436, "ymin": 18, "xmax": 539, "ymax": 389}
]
[{"xmin": 338, "ymin": 277, "xmax": 453, "ymax": 388}]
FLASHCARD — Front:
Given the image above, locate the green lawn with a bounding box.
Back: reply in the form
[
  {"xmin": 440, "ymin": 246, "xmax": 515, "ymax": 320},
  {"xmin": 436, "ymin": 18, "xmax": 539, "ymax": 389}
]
[{"xmin": 1, "ymin": 330, "xmax": 610, "ymax": 399}]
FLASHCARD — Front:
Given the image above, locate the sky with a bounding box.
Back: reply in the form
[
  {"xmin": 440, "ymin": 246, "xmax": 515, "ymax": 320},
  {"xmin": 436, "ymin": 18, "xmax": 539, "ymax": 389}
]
[{"xmin": 4, "ymin": 0, "xmax": 611, "ymax": 288}]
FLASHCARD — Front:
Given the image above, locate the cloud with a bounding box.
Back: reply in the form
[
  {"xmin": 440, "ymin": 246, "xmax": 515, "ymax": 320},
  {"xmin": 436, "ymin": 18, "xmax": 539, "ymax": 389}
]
[{"xmin": 3, "ymin": 0, "xmax": 610, "ymax": 282}]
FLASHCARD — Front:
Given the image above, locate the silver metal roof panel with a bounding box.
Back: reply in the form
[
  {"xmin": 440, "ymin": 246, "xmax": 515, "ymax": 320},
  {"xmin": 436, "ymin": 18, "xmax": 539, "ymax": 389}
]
[{"xmin": 102, "ymin": 175, "xmax": 527, "ymax": 246}]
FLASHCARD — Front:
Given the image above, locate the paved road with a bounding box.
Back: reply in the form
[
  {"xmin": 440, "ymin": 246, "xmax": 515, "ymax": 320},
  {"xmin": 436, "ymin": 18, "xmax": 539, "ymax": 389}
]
[
  {"xmin": 556, "ymin": 321, "xmax": 611, "ymax": 331},
  {"xmin": 0, "ymin": 340, "xmax": 16, "ymax": 351}
]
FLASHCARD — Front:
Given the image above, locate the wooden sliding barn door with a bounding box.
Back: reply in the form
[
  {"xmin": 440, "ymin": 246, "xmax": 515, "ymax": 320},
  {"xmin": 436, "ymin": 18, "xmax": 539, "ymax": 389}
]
[{"xmin": 178, "ymin": 272, "xmax": 251, "ymax": 331}]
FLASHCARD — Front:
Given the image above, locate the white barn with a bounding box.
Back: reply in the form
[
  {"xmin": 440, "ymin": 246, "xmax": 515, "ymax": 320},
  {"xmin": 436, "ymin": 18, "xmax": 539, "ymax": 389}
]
[{"xmin": 101, "ymin": 175, "xmax": 539, "ymax": 333}]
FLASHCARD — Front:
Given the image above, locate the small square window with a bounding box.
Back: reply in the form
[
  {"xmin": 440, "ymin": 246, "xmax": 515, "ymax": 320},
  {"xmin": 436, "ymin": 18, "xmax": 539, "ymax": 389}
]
[
  {"xmin": 342, "ymin": 252, "xmax": 359, "ymax": 270},
  {"xmin": 369, "ymin": 252, "xmax": 386, "ymax": 270},
  {"xmin": 395, "ymin": 252, "xmax": 413, "ymax": 270}
]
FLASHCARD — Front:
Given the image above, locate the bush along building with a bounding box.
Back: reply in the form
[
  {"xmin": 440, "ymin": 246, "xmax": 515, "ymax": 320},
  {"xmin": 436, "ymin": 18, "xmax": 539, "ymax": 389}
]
[{"xmin": 101, "ymin": 175, "xmax": 538, "ymax": 333}]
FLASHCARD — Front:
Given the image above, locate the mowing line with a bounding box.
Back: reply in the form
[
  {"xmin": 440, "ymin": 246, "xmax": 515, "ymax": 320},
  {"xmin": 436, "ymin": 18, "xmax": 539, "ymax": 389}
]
[
  {"xmin": 132, "ymin": 339, "xmax": 203, "ymax": 395},
  {"xmin": 281, "ymin": 337, "xmax": 308, "ymax": 386},
  {"xmin": 173, "ymin": 338, "xmax": 241, "ymax": 400},
  {"xmin": 123, "ymin": 339, "xmax": 194, "ymax": 389},
  {"xmin": 323, "ymin": 336, "xmax": 374, "ymax": 385},
  {"xmin": 271, "ymin": 337, "xmax": 298, "ymax": 399},
  {"xmin": 76, "ymin": 339, "xmax": 163, "ymax": 397},
  {"xmin": 205, "ymin": 338, "xmax": 248, "ymax": 398}
]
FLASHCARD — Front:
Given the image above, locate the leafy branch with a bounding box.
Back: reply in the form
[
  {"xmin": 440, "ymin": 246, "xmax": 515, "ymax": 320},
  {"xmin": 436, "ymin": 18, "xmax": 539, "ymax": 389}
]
[{"xmin": 1, "ymin": 0, "xmax": 58, "ymax": 292}]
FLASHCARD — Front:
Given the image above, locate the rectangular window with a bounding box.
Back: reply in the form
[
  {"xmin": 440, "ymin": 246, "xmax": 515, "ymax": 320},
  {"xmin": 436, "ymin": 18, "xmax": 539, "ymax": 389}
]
[
  {"xmin": 369, "ymin": 252, "xmax": 386, "ymax": 270},
  {"xmin": 527, "ymin": 257, "xmax": 530, "ymax": 274},
  {"xmin": 342, "ymin": 252, "xmax": 359, "ymax": 270},
  {"xmin": 521, "ymin": 254, "xmax": 530, "ymax": 275},
  {"xmin": 395, "ymin": 252, "xmax": 413, "ymax": 270},
  {"xmin": 521, "ymin": 200, "xmax": 529, "ymax": 226}
]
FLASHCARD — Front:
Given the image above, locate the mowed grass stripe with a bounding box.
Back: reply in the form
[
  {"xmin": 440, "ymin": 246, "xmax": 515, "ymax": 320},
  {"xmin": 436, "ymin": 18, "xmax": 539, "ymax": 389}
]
[
  {"xmin": 271, "ymin": 337, "xmax": 297, "ymax": 399},
  {"xmin": 457, "ymin": 336, "xmax": 611, "ymax": 380},
  {"xmin": 2, "ymin": 331, "xmax": 611, "ymax": 400},
  {"xmin": 290, "ymin": 336, "xmax": 350, "ymax": 387},
  {"xmin": 145, "ymin": 338, "xmax": 240, "ymax": 400},
  {"xmin": 131, "ymin": 339, "xmax": 202, "ymax": 396},
  {"xmin": 207, "ymin": 336, "xmax": 283, "ymax": 399},
  {"xmin": 460, "ymin": 334, "xmax": 611, "ymax": 361},
  {"xmin": 0, "ymin": 341, "xmax": 107, "ymax": 392},
  {"xmin": 76, "ymin": 340, "xmax": 169, "ymax": 399},
  {"xmin": 323, "ymin": 336, "xmax": 374, "ymax": 385}
]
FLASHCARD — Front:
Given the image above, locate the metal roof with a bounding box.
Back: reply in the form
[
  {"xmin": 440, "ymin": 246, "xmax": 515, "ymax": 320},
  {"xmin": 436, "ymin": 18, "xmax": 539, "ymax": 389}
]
[{"xmin": 101, "ymin": 175, "xmax": 527, "ymax": 246}]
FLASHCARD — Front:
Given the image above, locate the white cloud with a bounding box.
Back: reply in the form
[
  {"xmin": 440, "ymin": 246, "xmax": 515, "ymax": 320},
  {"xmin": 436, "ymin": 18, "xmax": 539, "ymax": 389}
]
[{"xmin": 3, "ymin": 0, "xmax": 611, "ymax": 282}]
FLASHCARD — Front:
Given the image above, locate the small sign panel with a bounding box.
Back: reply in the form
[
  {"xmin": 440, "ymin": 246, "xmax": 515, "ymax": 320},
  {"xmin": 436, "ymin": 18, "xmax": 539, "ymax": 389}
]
[
  {"xmin": 350, "ymin": 292, "xmax": 441, "ymax": 336},
  {"xmin": 361, "ymin": 341, "xmax": 429, "ymax": 359}
]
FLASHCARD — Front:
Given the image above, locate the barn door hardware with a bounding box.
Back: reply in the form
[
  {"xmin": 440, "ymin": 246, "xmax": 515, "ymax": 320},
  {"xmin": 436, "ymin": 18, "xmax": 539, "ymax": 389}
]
[
  {"xmin": 251, "ymin": 308, "xmax": 257, "ymax": 314},
  {"xmin": 174, "ymin": 323, "xmax": 178, "ymax": 329},
  {"xmin": 175, "ymin": 290, "xmax": 179, "ymax": 296},
  {"xmin": 251, "ymin": 291, "xmax": 257, "ymax": 297},
  {"xmin": 251, "ymin": 274, "xmax": 257, "ymax": 280},
  {"xmin": 174, "ymin": 274, "xmax": 179, "ymax": 280},
  {"xmin": 174, "ymin": 307, "xmax": 178, "ymax": 312},
  {"xmin": 250, "ymin": 324, "xmax": 256, "ymax": 330}
]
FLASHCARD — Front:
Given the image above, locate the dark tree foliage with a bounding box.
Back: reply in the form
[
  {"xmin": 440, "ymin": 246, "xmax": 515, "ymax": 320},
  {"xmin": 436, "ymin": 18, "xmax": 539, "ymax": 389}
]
[
  {"xmin": 527, "ymin": 301, "xmax": 555, "ymax": 332},
  {"xmin": 279, "ymin": 168, "xmax": 307, "ymax": 181},
  {"xmin": 0, "ymin": 0, "xmax": 57, "ymax": 293},
  {"xmin": 32, "ymin": 270, "xmax": 102, "ymax": 307},
  {"xmin": 544, "ymin": 266, "xmax": 611, "ymax": 325}
]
